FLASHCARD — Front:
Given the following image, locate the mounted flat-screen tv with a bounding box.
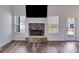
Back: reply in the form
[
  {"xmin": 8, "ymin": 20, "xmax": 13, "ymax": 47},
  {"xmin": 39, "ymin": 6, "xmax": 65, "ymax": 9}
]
[{"xmin": 26, "ymin": 5, "xmax": 47, "ymax": 18}]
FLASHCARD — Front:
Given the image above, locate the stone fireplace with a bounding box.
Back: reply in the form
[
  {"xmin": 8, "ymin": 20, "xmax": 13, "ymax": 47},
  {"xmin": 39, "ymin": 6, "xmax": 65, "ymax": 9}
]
[{"xmin": 29, "ymin": 23, "xmax": 45, "ymax": 36}]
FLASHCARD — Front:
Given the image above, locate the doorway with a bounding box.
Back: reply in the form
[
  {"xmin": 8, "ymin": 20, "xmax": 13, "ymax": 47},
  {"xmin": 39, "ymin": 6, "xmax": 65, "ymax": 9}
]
[{"xmin": 66, "ymin": 17, "xmax": 77, "ymax": 41}]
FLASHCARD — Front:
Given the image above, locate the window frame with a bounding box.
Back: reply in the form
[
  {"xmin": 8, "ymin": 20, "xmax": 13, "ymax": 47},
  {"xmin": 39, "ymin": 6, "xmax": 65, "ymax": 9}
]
[
  {"xmin": 14, "ymin": 16, "xmax": 26, "ymax": 34},
  {"xmin": 48, "ymin": 16, "xmax": 59, "ymax": 34}
]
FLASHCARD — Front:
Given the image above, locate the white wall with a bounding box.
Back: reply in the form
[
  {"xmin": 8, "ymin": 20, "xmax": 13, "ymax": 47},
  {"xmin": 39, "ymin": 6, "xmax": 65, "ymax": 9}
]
[
  {"xmin": 12, "ymin": 5, "xmax": 79, "ymax": 41},
  {"xmin": 47, "ymin": 5, "xmax": 79, "ymax": 41},
  {"xmin": 12, "ymin": 5, "xmax": 26, "ymax": 16},
  {"xmin": 11, "ymin": 5, "xmax": 26, "ymax": 40},
  {"xmin": 0, "ymin": 6, "xmax": 12, "ymax": 47},
  {"xmin": 48, "ymin": 5, "xmax": 79, "ymax": 16}
]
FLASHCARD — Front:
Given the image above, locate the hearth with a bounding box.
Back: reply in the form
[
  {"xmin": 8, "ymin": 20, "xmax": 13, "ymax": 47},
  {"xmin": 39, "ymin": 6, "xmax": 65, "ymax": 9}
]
[
  {"xmin": 29, "ymin": 23, "xmax": 44, "ymax": 36},
  {"xmin": 30, "ymin": 30, "xmax": 44, "ymax": 36}
]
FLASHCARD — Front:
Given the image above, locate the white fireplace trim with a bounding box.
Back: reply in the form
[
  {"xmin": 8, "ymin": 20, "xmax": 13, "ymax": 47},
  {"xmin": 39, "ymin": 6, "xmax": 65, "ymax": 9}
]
[{"xmin": 26, "ymin": 18, "xmax": 47, "ymax": 36}]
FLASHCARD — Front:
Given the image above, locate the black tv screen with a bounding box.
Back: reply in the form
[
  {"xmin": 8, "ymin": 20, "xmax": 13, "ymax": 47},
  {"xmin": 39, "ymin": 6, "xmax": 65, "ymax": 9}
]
[{"xmin": 26, "ymin": 5, "xmax": 47, "ymax": 18}]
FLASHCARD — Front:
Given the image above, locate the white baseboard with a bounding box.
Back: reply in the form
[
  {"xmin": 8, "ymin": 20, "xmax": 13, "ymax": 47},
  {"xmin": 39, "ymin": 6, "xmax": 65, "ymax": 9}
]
[
  {"xmin": 13, "ymin": 38, "xmax": 26, "ymax": 40},
  {"xmin": 48, "ymin": 40, "xmax": 66, "ymax": 41},
  {"xmin": 13, "ymin": 40, "xmax": 26, "ymax": 41}
]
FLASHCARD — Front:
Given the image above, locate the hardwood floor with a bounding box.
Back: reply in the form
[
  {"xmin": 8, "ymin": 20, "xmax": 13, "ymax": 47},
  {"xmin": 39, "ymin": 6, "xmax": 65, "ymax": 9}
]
[{"xmin": 1, "ymin": 41, "xmax": 79, "ymax": 53}]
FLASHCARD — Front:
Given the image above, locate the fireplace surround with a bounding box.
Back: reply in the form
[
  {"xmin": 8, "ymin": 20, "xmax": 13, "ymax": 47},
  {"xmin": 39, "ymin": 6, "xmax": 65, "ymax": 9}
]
[{"xmin": 29, "ymin": 23, "xmax": 44, "ymax": 36}]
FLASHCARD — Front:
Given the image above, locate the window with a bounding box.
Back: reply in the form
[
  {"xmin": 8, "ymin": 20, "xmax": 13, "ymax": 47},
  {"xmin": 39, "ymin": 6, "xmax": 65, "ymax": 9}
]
[
  {"xmin": 67, "ymin": 17, "xmax": 75, "ymax": 35},
  {"xmin": 14, "ymin": 16, "xmax": 26, "ymax": 33},
  {"xmin": 48, "ymin": 16, "xmax": 59, "ymax": 33}
]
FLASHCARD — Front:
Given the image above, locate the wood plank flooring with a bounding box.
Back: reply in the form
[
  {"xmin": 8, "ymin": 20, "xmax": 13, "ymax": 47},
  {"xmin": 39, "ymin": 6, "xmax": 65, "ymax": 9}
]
[{"xmin": 1, "ymin": 41, "xmax": 79, "ymax": 53}]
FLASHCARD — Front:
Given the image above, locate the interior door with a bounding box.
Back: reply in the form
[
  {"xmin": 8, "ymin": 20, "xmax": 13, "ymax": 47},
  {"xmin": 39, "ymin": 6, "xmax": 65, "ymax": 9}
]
[{"xmin": 66, "ymin": 17, "xmax": 76, "ymax": 41}]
